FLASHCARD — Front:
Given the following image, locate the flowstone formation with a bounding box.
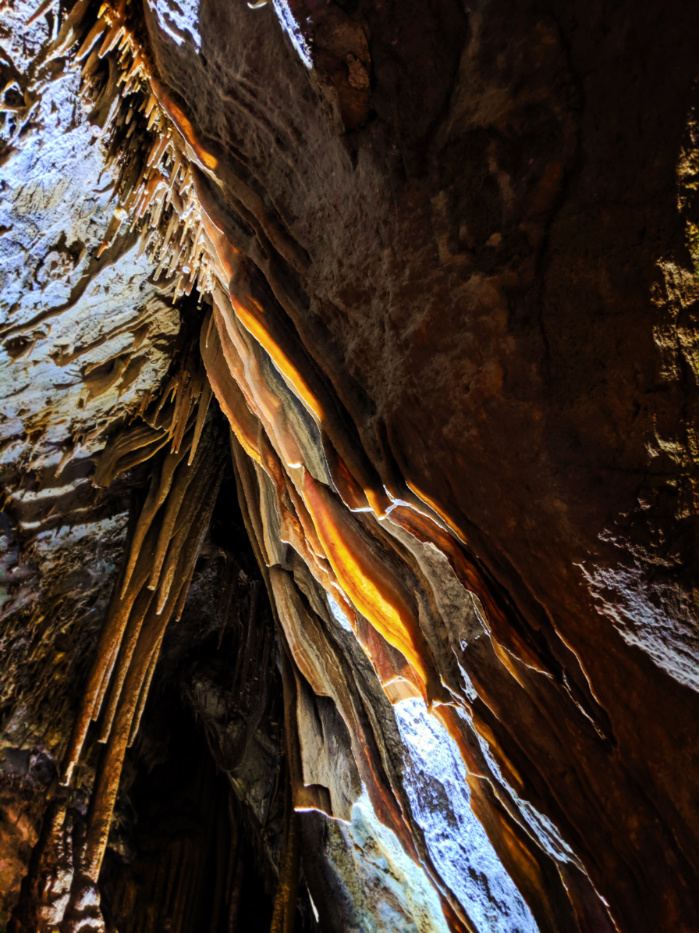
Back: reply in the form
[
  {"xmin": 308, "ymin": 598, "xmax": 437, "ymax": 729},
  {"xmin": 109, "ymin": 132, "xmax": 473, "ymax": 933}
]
[{"xmin": 1, "ymin": 0, "xmax": 699, "ymax": 931}]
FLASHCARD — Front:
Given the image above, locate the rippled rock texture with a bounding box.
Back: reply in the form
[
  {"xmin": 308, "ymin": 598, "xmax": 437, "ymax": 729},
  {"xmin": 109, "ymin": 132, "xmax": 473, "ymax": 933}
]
[{"xmin": 1, "ymin": 0, "xmax": 699, "ymax": 930}]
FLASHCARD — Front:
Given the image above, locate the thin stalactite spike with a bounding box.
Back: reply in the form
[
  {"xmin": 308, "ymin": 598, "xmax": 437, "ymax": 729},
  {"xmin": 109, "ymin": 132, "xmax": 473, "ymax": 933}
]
[
  {"xmin": 97, "ymin": 582, "xmax": 155, "ymax": 744},
  {"xmin": 188, "ymin": 380, "xmax": 213, "ymax": 465}
]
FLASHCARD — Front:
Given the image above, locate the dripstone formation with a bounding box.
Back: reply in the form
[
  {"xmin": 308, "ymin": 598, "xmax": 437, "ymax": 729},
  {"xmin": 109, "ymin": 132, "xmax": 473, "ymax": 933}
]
[{"xmin": 1, "ymin": 0, "xmax": 698, "ymax": 930}]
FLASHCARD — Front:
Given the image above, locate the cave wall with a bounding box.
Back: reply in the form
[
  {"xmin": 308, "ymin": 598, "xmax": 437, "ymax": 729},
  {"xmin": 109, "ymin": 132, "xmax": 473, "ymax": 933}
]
[
  {"xmin": 141, "ymin": 0, "xmax": 699, "ymax": 927},
  {"xmin": 1, "ymin": 0, "xmax": 699, "ymax": 930}
]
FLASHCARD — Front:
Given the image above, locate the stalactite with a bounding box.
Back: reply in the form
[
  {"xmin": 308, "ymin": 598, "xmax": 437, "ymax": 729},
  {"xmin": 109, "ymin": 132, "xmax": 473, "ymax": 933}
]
[
  {"xmin": 25, "ymin": 314, "xmax": 225, "ymax": 925},
  {"xmin": 81, "ymin": 444, "xmax": 223, "ymax": 881},
  {"xmin": 92, "ymin": 423, "xmax": 167, "ymax": 489},
  {"xmin": 271, "ymin": 657, "xmax": 301, "ymax": 933},
  {"xmin": 60, "ymin": 359, "xmax": 211, "ymax": 788}
]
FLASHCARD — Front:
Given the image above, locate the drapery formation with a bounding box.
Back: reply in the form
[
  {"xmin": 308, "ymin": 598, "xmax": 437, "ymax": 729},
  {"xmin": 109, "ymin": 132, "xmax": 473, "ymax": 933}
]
[{"xmin": 3, "ymin": 0, "xmax": 699, "ymax": 930}]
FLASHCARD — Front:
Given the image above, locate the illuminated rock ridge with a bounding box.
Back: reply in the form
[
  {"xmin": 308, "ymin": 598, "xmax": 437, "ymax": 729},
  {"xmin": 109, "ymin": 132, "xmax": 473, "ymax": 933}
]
[{"xmin": 1, "ymin": 0, "xmax": 698, "ymax": 931}]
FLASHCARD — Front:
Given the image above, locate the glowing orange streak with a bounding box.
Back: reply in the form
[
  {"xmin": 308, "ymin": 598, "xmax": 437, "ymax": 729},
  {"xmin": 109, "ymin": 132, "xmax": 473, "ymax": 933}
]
[
  {"xmin": 212, "ymin": 297, "xmax": 312, "ymax": 476},
  {"xmin": 195, "ymin": 188, "xmax": 324, "ymax": 423},
  {"xmin": 302, "ymin": 471, "xmax": 428, "ymax": 685},
  {"xmin": 200, "ymin": 319, "xmax": 262, "ymax": 465},
  {"xmin": 149, "ymin": 75, "xmax": 218, "ymax": 170},
  {"xmin": 233, "ymin": 296, "xmax": 323, "ymax": 420},
  {"xmin": 406, "ymin": 479, "xmax": 468, "ymax": 543}
]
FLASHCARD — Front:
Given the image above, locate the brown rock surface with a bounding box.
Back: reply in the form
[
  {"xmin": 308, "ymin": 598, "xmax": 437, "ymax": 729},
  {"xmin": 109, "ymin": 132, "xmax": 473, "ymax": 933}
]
[{"xmin": 2, "ymin": 0, "xmax": 699, "ymax": 930}]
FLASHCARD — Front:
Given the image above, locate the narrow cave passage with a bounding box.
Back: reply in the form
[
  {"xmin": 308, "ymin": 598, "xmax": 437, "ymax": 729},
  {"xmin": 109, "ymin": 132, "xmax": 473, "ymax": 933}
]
[
  {"xmin": 100, "ymin": 698, "xmax": 277, "ymax": 933},
  {"xmin": 96, "ymin": 455, "xmax": 284, "ymax": 933}
]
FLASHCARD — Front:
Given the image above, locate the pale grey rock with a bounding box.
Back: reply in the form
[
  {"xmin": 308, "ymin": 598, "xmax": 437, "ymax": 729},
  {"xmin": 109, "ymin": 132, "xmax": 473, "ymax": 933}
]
[
  {"xmin": 323, "ymin": 789, "xmax": 450, "ymax": 933},
  {"xmin": 395, "ymin": 697, "xmax": 539, "ymax": 933}
]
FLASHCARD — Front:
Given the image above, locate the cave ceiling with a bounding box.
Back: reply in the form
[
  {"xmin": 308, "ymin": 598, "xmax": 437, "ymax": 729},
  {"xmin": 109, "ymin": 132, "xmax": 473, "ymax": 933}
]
[{"xmin": 1, "ymin": 0, "xmax": 699, "ymax": 930}]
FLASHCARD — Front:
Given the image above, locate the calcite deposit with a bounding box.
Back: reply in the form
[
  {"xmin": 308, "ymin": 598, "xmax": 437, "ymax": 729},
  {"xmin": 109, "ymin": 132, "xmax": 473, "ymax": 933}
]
[{"xmin": 1, "ymin": 0, "xmax": 698, "ymax": 930}]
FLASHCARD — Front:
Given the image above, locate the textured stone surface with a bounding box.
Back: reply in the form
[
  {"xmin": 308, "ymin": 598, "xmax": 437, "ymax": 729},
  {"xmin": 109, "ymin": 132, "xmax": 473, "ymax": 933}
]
[
  {"xmin": 0, "ymin": 5, "xmax": 180, "ymax": 923},
  {"xmin": 395, "ymin": 698, "xmax": 537, "ymax": 933},
  {"xmin": 2, "ymin": 0, "xmax": 699, "ymax": 931},
  {"xmin": 137, "ymin": 0, "xmax": 699, "ymax": 927},
  {"xmin": 0, "ymin": 0, "xmax": 180, "ymax": 725}
]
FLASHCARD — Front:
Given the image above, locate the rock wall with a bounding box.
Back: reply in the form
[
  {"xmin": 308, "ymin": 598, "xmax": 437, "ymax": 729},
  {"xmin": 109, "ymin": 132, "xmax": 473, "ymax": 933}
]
[{"xmin": 1, "ymin": 0, "xmax": 698, "ymax": 931}]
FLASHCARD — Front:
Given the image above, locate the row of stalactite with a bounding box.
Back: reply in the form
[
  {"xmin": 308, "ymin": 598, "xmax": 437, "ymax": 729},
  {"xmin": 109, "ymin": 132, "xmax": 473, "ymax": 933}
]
[
  {"xmin": 62, "ymin": 389, "xmax": 223, "ymax": 881},
  {"xmin": 8, "ymin": 354, "xmax": 226, "ymax": 930}
]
